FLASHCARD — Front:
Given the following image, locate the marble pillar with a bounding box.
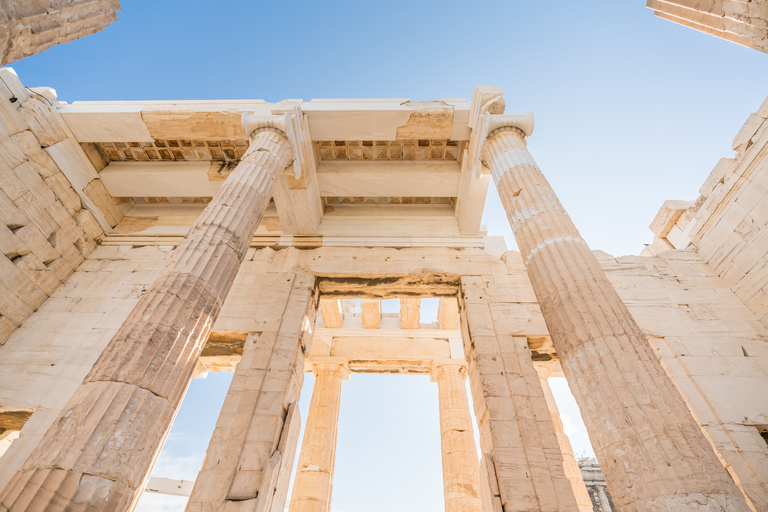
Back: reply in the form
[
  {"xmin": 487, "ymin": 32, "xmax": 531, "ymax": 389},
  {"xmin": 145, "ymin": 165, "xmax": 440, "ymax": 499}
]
[
  {"xmin": 431, "ymin": 362, "xmax": 483, "ymax": 512},
  {"xmin": 597, "ymin": 485, "xmax": 613, "ymax": 512},
  {"xmin": 481, "ymin": 115, "xmax": 751, "ymax": 511},
  {"xmin": 535, "ymin": 366, "xmax": 593, "ymax": 512},
  {"xmin": 460, "ymin": 280, "xmax": 579, "ymax": 512},
  {"xmin": 0, "ymin": 127, "xmax": 293, "ymax": 512},
  {"xmin": 187, "ymin": 271, "xmax": 317, "ymax": 511},
  {"xmin": 288, "ymin": 361, "xmax": 349, "ymax": 512}
]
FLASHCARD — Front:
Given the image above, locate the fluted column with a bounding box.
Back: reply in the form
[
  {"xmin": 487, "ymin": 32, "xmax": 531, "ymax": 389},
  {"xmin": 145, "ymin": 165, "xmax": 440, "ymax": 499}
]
[
  {"xmin": 431, "ymin": 362, "xmax": 483, "ymax": 512},
  {"xmin": 481, "ymin": 115, "xmax": 750, "ymax": 512},
  {"xmin": 288, "ymin": 361, "xmax": 349, "ymax": 512},
  {"xmin": 596, "ymin": 485, "xmax": 613, "ymax": 512},
  {"xmin": 0, "ymin": 127, "xmax": 294, "ymax": 512},
  {"xmin": 535, "ymin": 366, "xmax": 593, "ymax": 512}
]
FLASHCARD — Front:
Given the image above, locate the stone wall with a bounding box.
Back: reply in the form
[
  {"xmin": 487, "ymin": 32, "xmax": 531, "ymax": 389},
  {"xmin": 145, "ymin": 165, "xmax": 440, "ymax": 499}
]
[
  {"xmin": 600, "ymin": 249, "xmax": 768, "ymax": 510},
  {"xmin": 1, "ymin": 243, "xmax": 765, "ymax": 508},
  {"xmin": 0, "ymin": 68, "xmax": 124, "ymax": 347},
  {"xmin": 646, "ymin": 95, "xmax": 768, "ymax": 329},
  {"xmin": 646, "ymin": 0, "xmax": 768, "ymax": 53},
  {"xmin": 0, "ymin": 245, "xmax": 168, "ymax": 489},
  {"xmin": 0, "ymin": 0, "xmax": 121, "ymax": 65}
]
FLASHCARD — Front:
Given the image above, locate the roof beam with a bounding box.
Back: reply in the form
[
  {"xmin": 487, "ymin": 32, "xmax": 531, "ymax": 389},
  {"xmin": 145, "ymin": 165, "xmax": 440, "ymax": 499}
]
[
  {"xmin": 317, "ymin": 160, "xmax": 459, "ymax": 197},
  {"xmin": 437, "ymin": 297, "xmax": 460, "ymax": 330},
  {"xmin": 98, "ymin": 161, "xmax": 221, "ymax": 197},
  {"xmin": 400, "ymin": 298, "xmax": 421, "ymax": 329},
  {"xmin": 360, "ymin": 299, "xmax": 381, "ymax": 329},
  {"xmin": 319, "ymin": 298, "xmax": 344, "ymax": 328}
]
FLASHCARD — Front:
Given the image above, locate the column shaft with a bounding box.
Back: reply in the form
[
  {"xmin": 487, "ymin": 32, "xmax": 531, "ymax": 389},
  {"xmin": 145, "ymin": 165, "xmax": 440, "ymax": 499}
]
[
  {"xmin": 187, "ymin": 271, "xmax": 316, "ymax": 511},
  {"xmin": 0, "ymin": 130, "xmax": 292, "ymax": 512},
  {"xmin": 483, "ymin": 126, "xmax": 750, "ymax": 511},
  {"xmin": 431, "ymin": 363, "xmax": 483, "ymax": 512},
  {"xmin": 597, "ymin": 486, "xmax": 613, "ymax": 512},
  {"xmin": 288, "ymin": 362, "xmax": 348, "ymax": 512},
  {"xmin": 536, "ymin": 367, "xmax": 593, "ymax": 512}
]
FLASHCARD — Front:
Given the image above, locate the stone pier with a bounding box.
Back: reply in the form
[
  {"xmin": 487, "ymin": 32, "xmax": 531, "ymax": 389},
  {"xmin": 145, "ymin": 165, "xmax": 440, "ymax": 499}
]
[
  {"xmin": 431, "ymin": 361, "xmax": 483, "ymax": 512},
  {"xmin": 288, "ymin": 361, "xmax": 350, "ymax": 512},
  {"xmin": 480, "ymin": 112, "xmax": 752, "ymax": 511},
  {"xmin": 0, "ymin": 127, "xmax": 294, "ymax": 511},
  {"xmin": 186, "ymin": 271, "xmax": 317, "ymax": 511},
  {"xmin": 460, "ymin": 275, "xmax": 579, "ymax": 512}
]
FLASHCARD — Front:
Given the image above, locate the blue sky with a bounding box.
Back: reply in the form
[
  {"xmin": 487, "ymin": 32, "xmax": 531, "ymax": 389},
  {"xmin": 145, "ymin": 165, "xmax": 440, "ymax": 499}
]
[{"xmin": 8, "ymin": 1, "xmax": 768, "ymax": 511}]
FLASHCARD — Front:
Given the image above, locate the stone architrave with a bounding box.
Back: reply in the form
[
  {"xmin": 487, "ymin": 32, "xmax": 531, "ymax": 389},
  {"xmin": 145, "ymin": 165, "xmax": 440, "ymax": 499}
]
[
  {"xmin": 0, "ymin": 125, "xmax": 294, "ymax": 511},
  {"xmin": 460, "ymin": 277, "xmax": 579, "ymax": 512},
  {"xmin": 186, "ymin": 271, "xmax": 317, "ymax": 511},
  {"xmin": 535, "ymin": 366, "xmax": 593, "ymax": 512},
  {"xmin": 288, "ymin": 361, "xmax": 350, "ymax": 512},
  {"xmin": 480, "ymin": 112, "xmax": 752, "ymax": 511},
  {"xmin": 430, "ymin": 361, "xmax": 483, "ymax": 512}
]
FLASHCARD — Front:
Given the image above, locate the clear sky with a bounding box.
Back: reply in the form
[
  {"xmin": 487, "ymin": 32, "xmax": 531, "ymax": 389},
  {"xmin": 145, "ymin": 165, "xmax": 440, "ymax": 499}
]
[{"xmin": 7, "ymin": 1, "xmax": 768, "ymax": 511}]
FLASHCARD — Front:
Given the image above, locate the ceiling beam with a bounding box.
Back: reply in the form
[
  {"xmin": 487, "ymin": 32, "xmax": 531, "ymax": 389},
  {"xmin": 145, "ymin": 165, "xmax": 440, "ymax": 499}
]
[
  {"xmin": 98, "ymin": 161, "xmax": 220, "ymax": 197},
  {"xmin": 319, "ymin": 298, "xmax": 344, "ymax": 328},
  {"xmin": 437, "ymin": 297, "xmax": 460, "ymax": 330},
  {"xmin": 360, "ymin": 299, "xmax": 381, "ymax": 329},
  {"xmin": 400, "ymin": 298, "xmax": 421, "ymax": 329},
  {"xmin": 317, "ymin": 160, "xmax": 460, "ymax": 197}
]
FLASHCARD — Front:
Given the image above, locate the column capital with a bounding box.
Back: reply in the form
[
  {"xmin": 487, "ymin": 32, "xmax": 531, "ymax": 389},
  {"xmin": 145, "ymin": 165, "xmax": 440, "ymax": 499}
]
[
  {"xmin": 430, "ymin": 360, "xmax": 468, "ymax": 382},
  {"xmin": 468, "ymin": 109, "xmax": 535, "ymax": 179},
  {"xmin": 242, "ymin": 104, "xmax": 314, "ymax": 180},
  {"xmin": 310, "ymin": 359, "xmax": 351, "ymax": 380}
]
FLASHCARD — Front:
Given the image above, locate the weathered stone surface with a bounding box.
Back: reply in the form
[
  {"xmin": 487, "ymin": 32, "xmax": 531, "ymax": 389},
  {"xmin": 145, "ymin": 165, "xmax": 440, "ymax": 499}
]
[
  {"xmin": 0, "ymin": 1, "xmax": 121, "ymax": 65},
  {"xmin": 187, "ymin": 271, "xmax": 316, "ymax": 511},
  {"xmin": 647, "ymin": 0, "xmax": 768, "ymax": 53},
  {"xmin": 288, "ymin": 361, "xmax": 349, "ymax": 512},
  {"xmin": 482, "ymin": 124, "xmax": 752, "ymax": 511},
  {"xmin": 431, "ymin": 362, "xmax": 483, "ymax": 512},
  {"xmin": 461, "ymin": 275, "xmax": 579, "ymax": 512},
  {"xmin": 0, "ymin": 129, "xmax": 293, "ymax": 511}
]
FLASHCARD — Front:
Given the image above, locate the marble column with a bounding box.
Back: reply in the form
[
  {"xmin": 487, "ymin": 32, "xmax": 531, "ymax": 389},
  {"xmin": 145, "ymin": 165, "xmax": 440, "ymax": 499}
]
[
  {"xmin": 596, "ymin": 485, "xmax": 613, "ymax": 512},
  {"xmin": 0, "ymin": 126, "xmax": 294, "ymax": 512},
  {"xmin": 535, "ymin": 366, "xmax": 593, "ymax": 512},
  {"xmin": 288, "ymin": 361, "xmax": 349, "ymax": 512},
  {"xmin": 480, "ymin": 114, "xmax": 751, "ymax": 511},
  {"xmin": 186, "ymin": 271, "xmax": 317, "ymax": 511},
  {"xmin": 431, "ymin": 362, "xmax": 483, "ymax": 512}
]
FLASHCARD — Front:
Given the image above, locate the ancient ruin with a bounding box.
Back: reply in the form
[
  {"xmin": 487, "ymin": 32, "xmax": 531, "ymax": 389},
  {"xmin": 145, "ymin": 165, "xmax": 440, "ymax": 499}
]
[
  {"xmin": 0, "ymin": 64, "xmax": 765, "ymax": 511},
  {"xmin": 646, "ymin": 0, "xmax": 768, "ymax": 53},
  {"xmin": 0, "ymin": 1, "xmax": 121, "ymax": 65}
]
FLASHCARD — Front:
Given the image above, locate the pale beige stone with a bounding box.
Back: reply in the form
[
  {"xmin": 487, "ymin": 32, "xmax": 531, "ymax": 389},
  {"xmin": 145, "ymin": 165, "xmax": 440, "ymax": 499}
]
[
  {"xmin": 0, "ymin": 1, "xmax": 121, "ymax": 65},
  {"xmin": 482, "ymin": 121, "xmax": 751, "ymax": 511},
  {"xmin": 0, "ymin": 129, "xmax": 294, "ymax": 511},
  {"xmin": 288, "ymin": 361, "xmax": 349, "ymax": 512},
  {"xmin": 461, "ymin": 276, "xmax": 579, "ymax": 512},
  {"xmin": 187, "ymin": 272, "xmax": 316, "ymax": 511},
  {"xmin": 646, "ymin": 0, "xmax": 768, "ymax": 53},
  {"xmin": 430, "ymin": 362, "xmax": 483, "ymax": 512},
  {"xmin": 399, "ymin": 298, "xmax": 421, "ymax": 329},
  {"xmin": 360, "ymin": 299, "xmax": 381, "ymax": 329}
]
